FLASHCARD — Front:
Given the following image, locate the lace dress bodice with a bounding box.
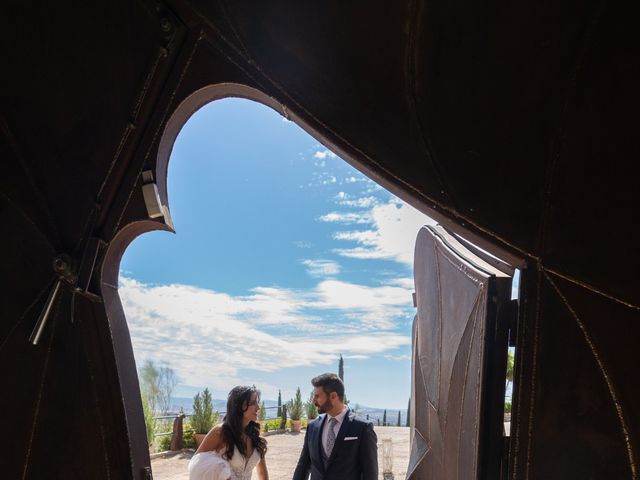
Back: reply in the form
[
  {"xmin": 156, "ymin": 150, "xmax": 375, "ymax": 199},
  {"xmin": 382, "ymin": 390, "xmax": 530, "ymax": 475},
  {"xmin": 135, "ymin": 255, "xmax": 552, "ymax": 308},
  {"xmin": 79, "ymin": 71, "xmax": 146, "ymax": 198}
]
[{"xmin": 228, "ymin": 445, "xmax": 261, "ymax": 480}]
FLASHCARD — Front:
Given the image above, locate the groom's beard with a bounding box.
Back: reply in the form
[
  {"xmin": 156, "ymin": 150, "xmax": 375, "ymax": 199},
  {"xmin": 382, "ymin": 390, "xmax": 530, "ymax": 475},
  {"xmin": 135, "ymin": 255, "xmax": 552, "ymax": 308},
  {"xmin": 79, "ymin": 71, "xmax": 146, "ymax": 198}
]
[{"xmin": 316, "ymin": 398, "xmax": 333, "ymax": 414}]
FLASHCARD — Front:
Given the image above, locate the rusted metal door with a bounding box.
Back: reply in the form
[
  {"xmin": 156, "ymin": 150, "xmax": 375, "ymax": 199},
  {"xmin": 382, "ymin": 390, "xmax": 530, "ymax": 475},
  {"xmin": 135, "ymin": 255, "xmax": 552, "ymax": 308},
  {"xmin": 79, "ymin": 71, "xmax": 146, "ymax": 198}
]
[{"xmin": 408, "ymin": 225, "xmax": 513, "ymax": 479}]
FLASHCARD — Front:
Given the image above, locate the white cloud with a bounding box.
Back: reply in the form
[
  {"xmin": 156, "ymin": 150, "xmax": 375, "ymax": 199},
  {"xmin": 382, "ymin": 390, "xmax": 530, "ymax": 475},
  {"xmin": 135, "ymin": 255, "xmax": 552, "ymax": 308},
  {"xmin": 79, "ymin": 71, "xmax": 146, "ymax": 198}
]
[
  {"xmin": 319, "ymin": 211, "xmax": 373, "ymax": 224},
  {"xmin": 386, "ymin": 277, "xmax": 415, "ymax": 289},
  {"xmin": 384, "ymin": 354, "xmax": 411, "ymax": 361},
  {"xmin": 323, "ymin": 176, "xmax": 337, "ymax": 185},
  {"xmin": 119, "ymin": 276, "xmax": 412, "ymax": 394},
  {"xmin": 345, "ymin": 176, "xmax": 363, "ymax": 184},
  {"xmin": 331, "ymin": 198, "xmax": 435, "ymax": 265},
  {"xmin": 334, "ymin": 193, "xmax": 379, "ymax": 208},
  {"xmin": 334, "ymin": 230, "xmax": 378, "ymax": 245},
  {"xmin": 309, "ymin": 280, "xmax": 412, "ymax": 329},
  {"xmin": 311, "ymin": 173, "xmax": 339, "ymax": 186},
  {"xmin": 294, "ymin": 240, "xmax": 313, "ymax": 249},
  {"xmin": 313, "ymin": 149, "xmax": 337, "ymax": 160},
  {"xmin": 301, "ymin": 259, "xmax": 341, "ymax": 278}
]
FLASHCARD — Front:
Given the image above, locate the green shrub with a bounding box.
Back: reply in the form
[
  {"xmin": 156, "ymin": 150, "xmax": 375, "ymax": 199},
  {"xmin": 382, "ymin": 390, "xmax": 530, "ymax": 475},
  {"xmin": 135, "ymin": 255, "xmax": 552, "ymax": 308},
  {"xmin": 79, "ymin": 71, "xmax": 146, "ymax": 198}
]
[
  {"xmin": 505, "ymin": 401, "xmax": 512, "ymax": 414},
  {"xmin": 192, "ymin": 388, "xmax": 218, "ymax": 434},
  {"xmin": 283, "ymin": 419, "xmax": 309, "ymax": 430},
  {"xmin": 261, "ymin": 418, "xmax": 282, "ymax": 431},
  {"xmin": 183, "ymin": 428, "xmax": 196, "ymax": 449},
  {"xmin": 260, "ymin": 416, "xmax": 311, "ymax": 432},
  {"xmin": 141, "ymin": 393, "xmax": 157, "ymax": 448},
  {"xmin": 157, "ymin": 434, "xmax": 172, "ymax": 452}
]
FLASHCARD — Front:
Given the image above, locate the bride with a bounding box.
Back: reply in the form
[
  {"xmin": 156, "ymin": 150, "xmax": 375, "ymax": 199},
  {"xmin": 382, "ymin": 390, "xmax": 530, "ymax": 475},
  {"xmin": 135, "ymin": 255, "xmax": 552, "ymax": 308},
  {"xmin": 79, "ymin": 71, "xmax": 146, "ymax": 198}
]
[{"xmin": 189, "ymin": 386, "xmax": 269, "ymax": 480}]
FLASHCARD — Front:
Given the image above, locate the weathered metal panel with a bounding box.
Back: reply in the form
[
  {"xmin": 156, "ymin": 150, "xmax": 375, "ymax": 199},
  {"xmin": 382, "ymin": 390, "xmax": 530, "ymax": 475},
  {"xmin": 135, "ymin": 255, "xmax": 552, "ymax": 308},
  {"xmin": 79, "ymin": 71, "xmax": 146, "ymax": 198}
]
[{"xmin": 409, "ymin": 226, "xmax": 511, "ymax": 479}]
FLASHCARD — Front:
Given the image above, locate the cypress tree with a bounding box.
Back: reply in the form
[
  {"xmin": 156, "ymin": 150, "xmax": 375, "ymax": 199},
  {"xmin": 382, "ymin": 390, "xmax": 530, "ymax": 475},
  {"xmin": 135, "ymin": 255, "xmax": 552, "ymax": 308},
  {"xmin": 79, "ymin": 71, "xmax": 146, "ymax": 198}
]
[
  {"xmin": 338, "ymin": 354, "xmax": 344, "ymax": 382},
  {"xmin": 397, "ymin": 410, "xmax": 401, "ymax": 426},
  {"xmin": 277, "ymin": 390, "xmax": 282, "ymax": 417},
  {"xmin": 383, "ymin": 409, "xmax": 387, "ymax": 426},
  {"xmin": 406, "ymin": 398, "xmax": 411, "ymax": 427}
]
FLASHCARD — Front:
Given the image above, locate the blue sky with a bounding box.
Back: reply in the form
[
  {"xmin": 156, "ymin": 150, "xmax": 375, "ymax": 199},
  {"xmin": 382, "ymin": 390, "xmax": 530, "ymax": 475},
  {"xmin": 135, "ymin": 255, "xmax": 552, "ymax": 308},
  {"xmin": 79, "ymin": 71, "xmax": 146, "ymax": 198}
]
[{"xmin": 119, "ymin": 98, "xmax": 434, "ymax": 410}]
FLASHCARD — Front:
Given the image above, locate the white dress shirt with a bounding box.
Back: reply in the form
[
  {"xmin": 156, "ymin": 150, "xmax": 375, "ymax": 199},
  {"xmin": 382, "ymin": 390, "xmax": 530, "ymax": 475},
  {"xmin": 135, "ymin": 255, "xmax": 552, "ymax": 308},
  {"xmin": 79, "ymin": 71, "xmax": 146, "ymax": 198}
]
[{"xmin": 322, "ymin": 406, "xmax": 348, "ymax": 454}]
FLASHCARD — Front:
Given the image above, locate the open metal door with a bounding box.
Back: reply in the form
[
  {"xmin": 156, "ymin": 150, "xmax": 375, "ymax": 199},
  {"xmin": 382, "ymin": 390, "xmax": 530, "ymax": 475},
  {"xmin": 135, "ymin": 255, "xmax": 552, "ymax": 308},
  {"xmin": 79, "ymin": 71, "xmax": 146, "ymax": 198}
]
[{"xmin": 408, "ymin": 225, "xmax": 514, "ymax": 479}]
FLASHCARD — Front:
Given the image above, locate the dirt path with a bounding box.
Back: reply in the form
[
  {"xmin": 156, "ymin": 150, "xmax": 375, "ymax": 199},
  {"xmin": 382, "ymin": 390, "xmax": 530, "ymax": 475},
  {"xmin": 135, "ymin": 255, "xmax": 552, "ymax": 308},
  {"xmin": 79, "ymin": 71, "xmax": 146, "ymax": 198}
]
[{"xmin": 151, "ymin": 426, "xmax": 410, "ymax": 479}]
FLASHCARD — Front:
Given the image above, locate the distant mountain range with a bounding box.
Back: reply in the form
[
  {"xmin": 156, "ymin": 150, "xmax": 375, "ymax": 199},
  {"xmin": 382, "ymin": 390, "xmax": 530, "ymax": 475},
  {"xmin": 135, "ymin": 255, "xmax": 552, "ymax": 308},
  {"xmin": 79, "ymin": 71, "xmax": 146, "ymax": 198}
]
[{"xmin": 168, "ymin": 397, "xmax": 408, "ymax": 426}]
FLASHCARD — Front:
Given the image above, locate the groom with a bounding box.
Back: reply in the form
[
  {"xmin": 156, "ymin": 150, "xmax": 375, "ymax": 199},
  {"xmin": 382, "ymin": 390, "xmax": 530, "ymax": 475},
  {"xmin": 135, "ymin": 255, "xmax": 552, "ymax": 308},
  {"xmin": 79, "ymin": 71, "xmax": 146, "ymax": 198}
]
[{"xmin": 293, "ymin": 373, "xmax": 378, "ymax": 480}]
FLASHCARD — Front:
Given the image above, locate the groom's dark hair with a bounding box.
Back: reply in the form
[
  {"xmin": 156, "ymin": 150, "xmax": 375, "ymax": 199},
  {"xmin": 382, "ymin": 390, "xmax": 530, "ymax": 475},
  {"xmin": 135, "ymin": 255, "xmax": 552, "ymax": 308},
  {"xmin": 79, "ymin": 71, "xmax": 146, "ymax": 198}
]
[{"xmin": 312, "ymin": 373, "xmax": 345, "ymax": 401}]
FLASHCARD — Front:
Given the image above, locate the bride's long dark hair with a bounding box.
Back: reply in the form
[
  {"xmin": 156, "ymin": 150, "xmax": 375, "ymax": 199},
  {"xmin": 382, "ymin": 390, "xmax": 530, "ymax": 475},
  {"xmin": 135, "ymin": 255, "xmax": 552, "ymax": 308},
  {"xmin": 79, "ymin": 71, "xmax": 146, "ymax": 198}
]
[{"xmin": 221, "ymin": 386, "xmax": 267, "ymax": 460}]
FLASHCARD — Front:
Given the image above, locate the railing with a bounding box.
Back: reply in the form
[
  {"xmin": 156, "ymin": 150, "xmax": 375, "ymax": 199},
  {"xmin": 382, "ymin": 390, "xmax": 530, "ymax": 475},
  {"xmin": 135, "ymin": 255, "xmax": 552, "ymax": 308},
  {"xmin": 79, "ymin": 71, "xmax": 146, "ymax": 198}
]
[{"xmin": 151, "ymin": 405, "xmax": 288, "ymax": 451}]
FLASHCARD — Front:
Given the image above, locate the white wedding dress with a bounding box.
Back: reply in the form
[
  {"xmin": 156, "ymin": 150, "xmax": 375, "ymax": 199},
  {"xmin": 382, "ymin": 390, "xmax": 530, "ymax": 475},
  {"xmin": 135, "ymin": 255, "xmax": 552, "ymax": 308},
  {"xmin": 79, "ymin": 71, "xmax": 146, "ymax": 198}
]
[{"xmin": 188, "ymin": 445, "xmax": 261, "ymax": 480}]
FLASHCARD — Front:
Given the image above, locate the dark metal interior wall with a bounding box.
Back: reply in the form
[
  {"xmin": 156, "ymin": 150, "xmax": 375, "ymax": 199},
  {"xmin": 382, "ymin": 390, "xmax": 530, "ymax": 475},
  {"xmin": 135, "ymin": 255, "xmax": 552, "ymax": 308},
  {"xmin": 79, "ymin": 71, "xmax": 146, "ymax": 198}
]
[
  {"xmin": 510, "ymin": 268, "xmax": 639, "ymax": 479},
  {"xmin": 0, "ymin": 0, "xmax": 639, "ymax": 478},
  {"xmin": 0, "ymin": 1, "xmax": 174, "ymax": 477}
]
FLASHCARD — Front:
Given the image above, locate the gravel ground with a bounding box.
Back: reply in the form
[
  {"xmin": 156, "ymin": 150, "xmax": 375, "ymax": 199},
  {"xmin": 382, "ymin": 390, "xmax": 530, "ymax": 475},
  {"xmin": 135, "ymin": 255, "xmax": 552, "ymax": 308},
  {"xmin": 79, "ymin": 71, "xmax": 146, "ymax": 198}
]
[{"xmin": 151, "ymin": 426, "xmax": 410, "ymax": 480}]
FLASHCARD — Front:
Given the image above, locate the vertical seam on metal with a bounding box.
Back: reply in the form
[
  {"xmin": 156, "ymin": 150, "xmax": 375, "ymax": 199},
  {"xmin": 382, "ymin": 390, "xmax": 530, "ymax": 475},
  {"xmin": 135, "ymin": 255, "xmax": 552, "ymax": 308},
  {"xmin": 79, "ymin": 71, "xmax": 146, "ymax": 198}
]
[
  {"xmin": 536, "ymin": 0, "xmax": 606, "ymax": 253},
  {"xmin": 0, "ymin": 115, "xmax": 62, "ymax": 247},
  {"xmin": 545, "ymin": 271, "xmax": 637, "ymax": 479},
  {"xmin": 524, "ymin": 266, "xmax": 542, "ymax": 480}
]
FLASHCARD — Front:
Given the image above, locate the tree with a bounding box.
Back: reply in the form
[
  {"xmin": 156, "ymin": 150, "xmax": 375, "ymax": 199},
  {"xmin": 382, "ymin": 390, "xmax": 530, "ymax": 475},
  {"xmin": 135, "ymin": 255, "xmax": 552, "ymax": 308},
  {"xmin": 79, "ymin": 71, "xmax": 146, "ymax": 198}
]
[
  {"xmin": 337, "ymin": 354, "xmax": 349, "ymax": 405},
  {"xmin": 506, "ymin": 349, "xmax": 515, "ymax": 396},
  {"xmin": 406, "ymin": 398, "xmax": 411, "ymax": 427},
  {"xmin": 277, "ymin": 390, "xmax": 282, "ymax": 418},
  {"xmin": 140, "ymin": 360, "xmax": 161, "ymax": 413},
  {"xmin": 305, "ymin": 391, "xmax": 318, "ymax": 420},
  {"xmin": 192, "ymin": 388, "xmax": 217, "ymax": 434},
  {"xmin": 383, "ymin": 409, "xmax": 387, "ymax": 426},
  {"xmin": 158, "ymin": 366, "xmax": 178, "ymax": 414},
  {"xmin": 397, "ymin": 410, "xmax": 401, "ymax": 426},
  {"xmin": 287, "ymin": 387, "xmax": 304, "ymax": 421},
  {"xmin": 259, "ymin": 401, "xmax": 266, "ymax": 421},
  {"xmin": 139, "ymin": 360, "xmax": 178, "ymax": 415}
]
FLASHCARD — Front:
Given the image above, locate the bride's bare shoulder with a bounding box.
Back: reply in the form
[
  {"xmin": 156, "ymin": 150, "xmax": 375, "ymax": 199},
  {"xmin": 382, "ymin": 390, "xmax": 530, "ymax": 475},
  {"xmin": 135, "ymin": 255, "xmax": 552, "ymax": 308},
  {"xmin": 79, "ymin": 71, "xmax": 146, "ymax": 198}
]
[
  {"xmin": 196, "ymin": 423, "xmax": 226, "ymax": 453},
  {"xmin": 209, "ymin": 424, "xmax": 226, "ymax": 443},
  {"xmin": 210, "ymin": 423, "xmax": 224, "ymax": 434}
]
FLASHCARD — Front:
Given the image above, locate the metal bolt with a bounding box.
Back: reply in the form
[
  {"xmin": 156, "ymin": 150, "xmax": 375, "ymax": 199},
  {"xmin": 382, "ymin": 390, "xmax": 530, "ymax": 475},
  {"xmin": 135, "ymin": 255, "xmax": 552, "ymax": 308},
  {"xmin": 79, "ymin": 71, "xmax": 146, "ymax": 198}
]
[
  {"xmin": 52, "ymin": 254, "xmax": 72, "ymax": 276},
  {"xmin": 160, "ymin": 17, "xmax": 172, "ymax": 33}
]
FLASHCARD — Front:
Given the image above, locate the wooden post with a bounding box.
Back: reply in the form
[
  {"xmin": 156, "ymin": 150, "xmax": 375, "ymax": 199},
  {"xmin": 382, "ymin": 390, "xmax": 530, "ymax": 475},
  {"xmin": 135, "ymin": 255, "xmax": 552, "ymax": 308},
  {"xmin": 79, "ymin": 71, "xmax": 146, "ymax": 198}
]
[{"xmin": 170, "ymin": 415, "xmax": 185, "ymax": 451}]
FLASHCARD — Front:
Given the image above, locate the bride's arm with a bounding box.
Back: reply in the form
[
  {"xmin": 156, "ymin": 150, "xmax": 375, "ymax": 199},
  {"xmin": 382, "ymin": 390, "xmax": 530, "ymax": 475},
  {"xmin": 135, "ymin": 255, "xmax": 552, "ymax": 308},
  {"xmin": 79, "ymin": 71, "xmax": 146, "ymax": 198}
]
[
  {"xmin": 256, "ymin": 455, "xmax": 269, "ymax": 480},
  {"xmin": 195, "ymin": 424, "xmax": 224, "ymax": 454}
]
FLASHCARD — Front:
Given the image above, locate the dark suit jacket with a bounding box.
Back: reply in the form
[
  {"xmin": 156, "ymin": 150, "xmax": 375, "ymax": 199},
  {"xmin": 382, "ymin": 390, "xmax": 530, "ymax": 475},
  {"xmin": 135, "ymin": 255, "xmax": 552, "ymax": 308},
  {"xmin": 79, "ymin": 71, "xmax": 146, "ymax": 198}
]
[{"xmin": 292, "ymin": 410, "xmax": 378, "ymax": 480}]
